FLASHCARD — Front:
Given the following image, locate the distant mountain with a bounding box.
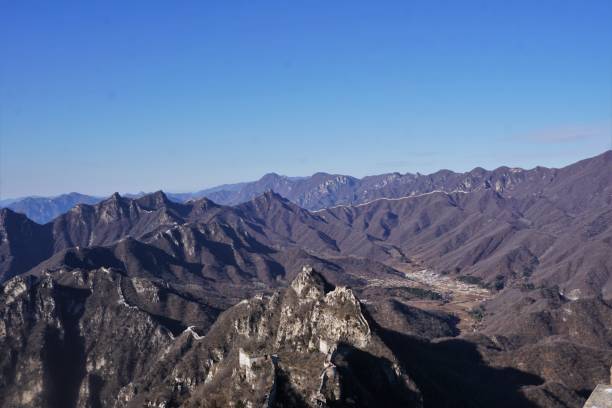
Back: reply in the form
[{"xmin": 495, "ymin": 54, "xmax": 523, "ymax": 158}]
[
  {"xmin": 173, "ymin": 151, "xmax": 610, "ymax": 213},
  {"xmin": 1, "ymin": 193, "xmax": 102, "ymax": 224},
  {"xmin": 0, "ymin": 198, "xmax": 20, "ymax": 207},
  {"xmin": 165, "ymin": 181, "xmax": 249, "ymax": 202},
  {"xmin": 5, "ymin": 152, "xmax": 610, "ymax": 224},
  {"xmin": 198, "ymin": 163, "xmax": 562, "ymax": 209}
]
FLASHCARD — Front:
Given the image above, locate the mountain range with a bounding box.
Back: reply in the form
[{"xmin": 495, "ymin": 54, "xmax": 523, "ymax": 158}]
[
  {"xmin": 6, "ymin": 152, "xmax": 612, "ymax": 224},
  {"xmin": 0, "ymin": 151, "xmax": 611, "ymax": 407}
]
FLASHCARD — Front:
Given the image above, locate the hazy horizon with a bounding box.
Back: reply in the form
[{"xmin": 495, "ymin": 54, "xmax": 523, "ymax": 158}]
[{"xmin": 0, "ymin": 149, "xmax": 610, "ymax": 201}]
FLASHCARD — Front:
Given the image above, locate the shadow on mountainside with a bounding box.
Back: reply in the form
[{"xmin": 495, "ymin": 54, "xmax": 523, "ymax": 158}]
[
  {"xmin": 330, "ymin": 343, "xmax": 422, "ymax": 407},
  {"xmin": 378, "ymin": 327, "xmax": 544, "ymax": 408},
  {"xmin": 273, "ymin": 365, "xmax": 310, "ymax": 408},
  {"xmin": 42, "ymin": 285, "xmax": 90, "ymax": 408}
]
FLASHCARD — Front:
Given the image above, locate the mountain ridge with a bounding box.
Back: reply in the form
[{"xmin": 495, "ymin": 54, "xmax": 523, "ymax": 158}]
[{"xmin": 4, "ymin": 150, "xmax": 609, "ymax": 224}]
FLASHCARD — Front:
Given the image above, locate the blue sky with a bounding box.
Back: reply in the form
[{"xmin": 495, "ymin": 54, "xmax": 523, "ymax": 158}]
[{"xmin": 1, "ymin": 0, "xmax": 611, "ymax": 198}]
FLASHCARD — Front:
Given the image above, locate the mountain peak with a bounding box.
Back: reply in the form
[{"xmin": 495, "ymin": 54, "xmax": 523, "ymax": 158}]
[
  {"xmin": 260, "ymin": 172, "xmax": 282, "ymax": 180},
  {"xmin": 100, "ymin": 192, "xmax": 127, "ymax": 209},
  {"xmin": 290, "ymin": 265, "xmax": 333, "ymax": 299},
  {"xmin": 190, "ymin": 195, "xmax": 218, "ymax": 207},
  {"xmin": 470, "ymin": 166, "xmax": 488, "ymax": 174},
  {"xmin": 250, "ymin": 190, "xmax": 288, "ymax": 205},
  {"xmin": 135, "ymin": 190, "xmax": 170, "ymax": 210}
]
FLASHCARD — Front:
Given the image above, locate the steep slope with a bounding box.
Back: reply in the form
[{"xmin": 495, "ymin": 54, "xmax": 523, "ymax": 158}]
[
  {"xmin": 0, "ymin": 191, "xmax": 227, "ymax": 284},
  {"xmin": 195, "ymin": 152, "xmax": 611, "ymax": 297},
  {"xmin": 0, "ymin": 266, "xmax": 423, "ymax": 407},
  {"xmin": 232, "ymin": 186, "xmax": 612, "ymax": 298},
  {"xmin": 123, "ymin": 266, "xmax": 424, "ymax": 407},
  {"xmin": 0, "ymin": 270, "xmax": 188, "ymax": 408},
  {"xmin": 50, "ymin": 191, "xmax": 184, "ymax": 250},
  {"xmin": 0, "ymin": 209, "xmax": 53, "ymax": 282},
  {"xmin": 476, "ymin": 286, "xmax": 612, "ymax": 404}
]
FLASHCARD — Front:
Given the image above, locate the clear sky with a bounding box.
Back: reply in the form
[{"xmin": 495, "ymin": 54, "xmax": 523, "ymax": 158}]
[{"xmin": 1, "ymin": 0, "xmax": 611, "ymax": 198}]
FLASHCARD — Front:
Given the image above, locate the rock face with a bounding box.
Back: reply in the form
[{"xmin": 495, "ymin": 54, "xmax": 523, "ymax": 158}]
[
  {"xmin": 0, "ymin": 271, "xmax": 173, "ymax": 408},
  {"xmin": 0, "ymin": 209, "xmax": 53, "ymax": 282},
  {"xmin": 583, "ymin": 384, "xmax": 612, "ymax": 408},
  {"xmin": 276, "ymin": 266, "xmax": 371, "ymax": 352},
  {"xmin": 119, "ymin": 266, "xmax": 421, "ymax": 407},
  {"xmin": 0, "ymin": 266, "xmax": 422, "ymax": 407}
]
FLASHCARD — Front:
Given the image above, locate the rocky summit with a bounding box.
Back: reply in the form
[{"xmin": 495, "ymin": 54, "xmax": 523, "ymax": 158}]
[{"xmin": 0, "ymin": 265, "xmax": 421, "ymax": 407}]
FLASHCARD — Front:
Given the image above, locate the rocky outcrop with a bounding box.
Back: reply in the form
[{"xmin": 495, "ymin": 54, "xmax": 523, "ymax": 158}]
[
  {"xmin": 0, "ymin": 264, "xmax": 422, "ymax": 407},
  {"xmin": 0, "ymin": 269, "xmax": 174, "ymax": 408},
  {"xmin": 120, "ymin": 265, "xmax": 422, "ymax": 407},
  {"xmin": 276, "ymin": 266, "xmax": 371, "ymax": 352}
]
